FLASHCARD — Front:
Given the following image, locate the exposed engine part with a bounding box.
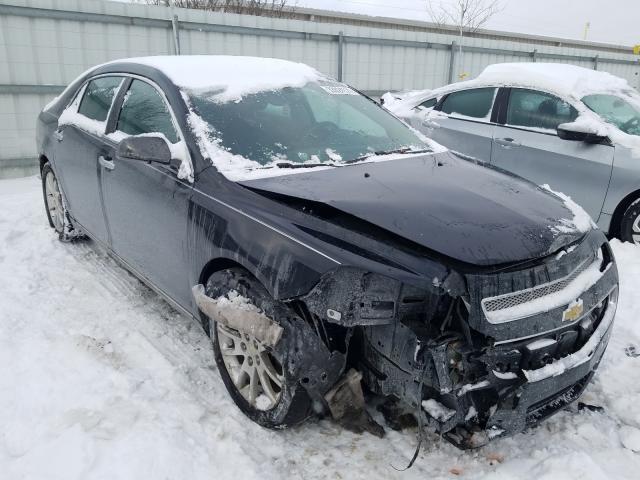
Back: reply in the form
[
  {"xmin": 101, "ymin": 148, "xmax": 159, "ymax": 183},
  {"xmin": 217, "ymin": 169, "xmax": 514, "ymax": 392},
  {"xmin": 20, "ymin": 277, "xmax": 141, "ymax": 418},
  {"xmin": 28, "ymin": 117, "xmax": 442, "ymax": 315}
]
[
  {"xmin": 193, "ymin": 284, "xmax": 284, "ymax": 347},
  {"xmin": 324, "ymin": 369, "xmax": 385, "ymax": 438}
]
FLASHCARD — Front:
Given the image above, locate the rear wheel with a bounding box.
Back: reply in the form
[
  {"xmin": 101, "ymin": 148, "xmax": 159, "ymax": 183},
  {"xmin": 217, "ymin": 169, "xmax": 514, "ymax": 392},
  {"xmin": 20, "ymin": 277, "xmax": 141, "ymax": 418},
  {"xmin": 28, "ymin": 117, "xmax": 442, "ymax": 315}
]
[
  {"xmin": 619, "ymin": 198, "xmax": 640, "ymax": 244},
  {"xmin": 41, "ymin": 163, "xmax": 84, "ymax": 242},
  {"xmin": 42, "ymin": 163, "xmax": 65, "ymax": 234},
  {"xmin": 206, "ymin": 268, "xmax": 311, "ymax": 428}
]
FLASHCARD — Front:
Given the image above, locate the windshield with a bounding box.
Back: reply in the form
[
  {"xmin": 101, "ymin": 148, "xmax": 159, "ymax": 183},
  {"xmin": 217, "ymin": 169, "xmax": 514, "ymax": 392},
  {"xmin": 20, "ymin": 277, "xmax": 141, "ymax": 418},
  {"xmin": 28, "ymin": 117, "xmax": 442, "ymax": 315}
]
[
  {"xmin": 582, "ymin": 93, "xmax": 640, "ymax": 136},
  {"xmin": 188, "ymin": 82, "xmax": 430, "ymax": 166}
]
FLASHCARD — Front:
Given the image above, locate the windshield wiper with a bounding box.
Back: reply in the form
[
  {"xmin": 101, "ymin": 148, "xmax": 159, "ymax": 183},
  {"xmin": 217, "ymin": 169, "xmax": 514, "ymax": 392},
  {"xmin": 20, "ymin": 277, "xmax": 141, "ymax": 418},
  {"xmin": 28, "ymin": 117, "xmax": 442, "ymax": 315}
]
[
  {"xmin": 345, "ymin": 147, "xmax": 432, "ymax": 164},
  {"xmin": 274, "ymin": 161, "xmax": 338, "ymax": 169}
]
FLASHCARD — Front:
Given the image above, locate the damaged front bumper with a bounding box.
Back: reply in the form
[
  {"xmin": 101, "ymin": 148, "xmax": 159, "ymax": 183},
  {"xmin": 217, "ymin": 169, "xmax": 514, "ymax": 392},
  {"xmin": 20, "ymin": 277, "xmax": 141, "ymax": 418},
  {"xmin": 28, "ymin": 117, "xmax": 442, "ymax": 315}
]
[{"xmin": 350, "ymin": 230, "xmax": 619, "ymax": 448}]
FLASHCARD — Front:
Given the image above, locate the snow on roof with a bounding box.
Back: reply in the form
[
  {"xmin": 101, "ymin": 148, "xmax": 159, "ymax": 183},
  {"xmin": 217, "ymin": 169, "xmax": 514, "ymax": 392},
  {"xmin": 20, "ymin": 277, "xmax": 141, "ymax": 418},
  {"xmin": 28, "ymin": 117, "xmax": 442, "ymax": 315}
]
[
  {"xmin": 475, "ymin": 63, "xmax": 634, "ymax": 98},
  {"xmin": 116, "ymin": 55, "xmax": 323, "ymax": 103}
]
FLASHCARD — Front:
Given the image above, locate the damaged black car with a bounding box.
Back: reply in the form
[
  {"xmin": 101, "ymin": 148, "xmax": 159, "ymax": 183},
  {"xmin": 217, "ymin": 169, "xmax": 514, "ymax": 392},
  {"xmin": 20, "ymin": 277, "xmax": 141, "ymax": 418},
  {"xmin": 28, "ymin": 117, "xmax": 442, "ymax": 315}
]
[{"xmin": 37, "ymin": 56, "xmax": 619, "ymax": 448}]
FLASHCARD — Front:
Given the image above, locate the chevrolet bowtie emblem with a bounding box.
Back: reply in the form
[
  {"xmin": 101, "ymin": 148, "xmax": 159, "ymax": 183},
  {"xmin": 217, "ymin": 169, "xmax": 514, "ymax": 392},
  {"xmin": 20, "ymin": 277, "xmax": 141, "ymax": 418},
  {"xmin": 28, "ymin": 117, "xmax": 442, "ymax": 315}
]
[{"xmin": 563, "ymin": 299, "xmax": 584, "ymax": 322}]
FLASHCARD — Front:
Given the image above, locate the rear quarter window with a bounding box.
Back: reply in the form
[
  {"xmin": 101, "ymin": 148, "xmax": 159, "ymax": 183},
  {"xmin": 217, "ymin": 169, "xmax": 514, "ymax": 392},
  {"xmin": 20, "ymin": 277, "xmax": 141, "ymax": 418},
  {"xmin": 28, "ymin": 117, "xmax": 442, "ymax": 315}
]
[
  {"xmin": 77, "ymin": 77, "xmax": 122, "ymax": 122},
  {"xmin": 440, "ymin": 88, "xmax": 496, "ymax": 120}
]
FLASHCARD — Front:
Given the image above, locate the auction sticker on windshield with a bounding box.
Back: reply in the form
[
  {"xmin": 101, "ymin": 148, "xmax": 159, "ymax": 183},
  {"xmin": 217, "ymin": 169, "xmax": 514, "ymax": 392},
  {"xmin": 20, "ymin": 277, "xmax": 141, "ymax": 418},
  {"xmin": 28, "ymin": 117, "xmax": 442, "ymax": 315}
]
[{"xmin": 319, "ymin": 83, "xmax": 358, "ymax": 95}]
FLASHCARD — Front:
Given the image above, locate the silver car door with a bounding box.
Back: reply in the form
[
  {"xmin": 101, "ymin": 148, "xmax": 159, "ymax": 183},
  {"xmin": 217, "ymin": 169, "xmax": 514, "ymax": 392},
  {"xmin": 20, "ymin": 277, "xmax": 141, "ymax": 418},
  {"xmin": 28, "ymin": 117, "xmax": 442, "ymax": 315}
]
[
  {"xmin": 422, "ymin": 87, "xmax": 498, "ymax": 163},
  {"xmin": 491, "ymin": 88, "xmax": 614, "ymax": 221}
]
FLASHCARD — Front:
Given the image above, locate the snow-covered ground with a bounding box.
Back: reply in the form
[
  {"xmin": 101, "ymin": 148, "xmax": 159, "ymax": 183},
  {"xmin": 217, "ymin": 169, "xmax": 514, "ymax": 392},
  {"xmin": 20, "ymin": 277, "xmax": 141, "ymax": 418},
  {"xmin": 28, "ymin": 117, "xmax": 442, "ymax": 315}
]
[{"xmin": 1, "ymin": 175, "xmax": 640, "ymax": 479}]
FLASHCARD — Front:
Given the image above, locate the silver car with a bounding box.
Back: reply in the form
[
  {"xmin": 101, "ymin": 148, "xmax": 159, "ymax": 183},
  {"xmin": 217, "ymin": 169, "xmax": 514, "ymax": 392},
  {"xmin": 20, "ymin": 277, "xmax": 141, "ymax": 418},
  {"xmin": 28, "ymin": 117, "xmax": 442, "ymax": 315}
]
[{"xmin": 384, "ymin": 63, "xmax": 640, "ymax": 243}]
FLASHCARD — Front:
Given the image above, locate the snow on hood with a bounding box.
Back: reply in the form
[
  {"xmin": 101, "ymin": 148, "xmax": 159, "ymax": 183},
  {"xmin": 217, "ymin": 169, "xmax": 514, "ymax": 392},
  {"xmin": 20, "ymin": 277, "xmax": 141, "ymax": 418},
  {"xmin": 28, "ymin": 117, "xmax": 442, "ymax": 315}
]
[
  {"xmin": 117, "ymin": 55, "xmax": 323, "ymax": 103},
  {"xmin": 540, "ymin": 184, "xmax": 596, "ymax": 235}
]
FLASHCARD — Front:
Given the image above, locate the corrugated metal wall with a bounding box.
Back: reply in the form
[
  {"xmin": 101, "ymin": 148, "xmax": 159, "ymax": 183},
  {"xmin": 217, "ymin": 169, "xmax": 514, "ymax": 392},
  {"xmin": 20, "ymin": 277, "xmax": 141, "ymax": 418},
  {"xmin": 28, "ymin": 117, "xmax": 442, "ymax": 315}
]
[{"xmin": 1, "ymin": 0, "xmax": 639, "ymax": 177}]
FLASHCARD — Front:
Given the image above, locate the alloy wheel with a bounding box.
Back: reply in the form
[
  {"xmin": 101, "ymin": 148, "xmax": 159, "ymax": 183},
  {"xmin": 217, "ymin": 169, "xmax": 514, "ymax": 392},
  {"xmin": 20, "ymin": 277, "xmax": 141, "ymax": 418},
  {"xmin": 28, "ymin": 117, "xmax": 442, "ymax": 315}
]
[
  {"xmin": 216, "ymin": 323, "xmax": 284, "ymax": 410},
  {"xmin": 632, "ymin": 214, "xmax": 640, "ymax": 245},
  {"xmin": 45, "ymin": 171, "xmax": 65, "ymax": 232}
]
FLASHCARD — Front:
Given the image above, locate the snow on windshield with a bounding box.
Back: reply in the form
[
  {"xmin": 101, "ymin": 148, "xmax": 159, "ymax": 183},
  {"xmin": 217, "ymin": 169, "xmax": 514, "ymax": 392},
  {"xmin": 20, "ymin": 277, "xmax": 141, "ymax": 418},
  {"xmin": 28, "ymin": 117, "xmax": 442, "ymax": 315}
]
[{"xmin": 180, "ymin": 81, "xmax": 438, "ymax": 182}]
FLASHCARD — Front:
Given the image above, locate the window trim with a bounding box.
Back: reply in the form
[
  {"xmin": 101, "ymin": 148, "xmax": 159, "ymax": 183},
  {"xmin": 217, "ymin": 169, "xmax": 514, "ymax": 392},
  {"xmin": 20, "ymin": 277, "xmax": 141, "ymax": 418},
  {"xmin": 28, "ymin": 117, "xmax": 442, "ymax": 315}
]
[
  {"xmin": 434, "ymin": 87, "xmax": 499, "ymax": 125},
  {"xmin": 497, "ymin": 86, "xmax": 581, "ymax": 137},
  {"xmin": 70, "ymin": 73, "xmax": 185, "ymax": 146},
  {"xmin": 76, "ymin": 76, "xmax": 125, "ymax": 124}
]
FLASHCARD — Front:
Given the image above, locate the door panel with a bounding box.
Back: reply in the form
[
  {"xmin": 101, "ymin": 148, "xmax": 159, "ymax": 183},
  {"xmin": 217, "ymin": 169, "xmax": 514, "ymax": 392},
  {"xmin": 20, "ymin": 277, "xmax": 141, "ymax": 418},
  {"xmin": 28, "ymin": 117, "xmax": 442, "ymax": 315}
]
[
  {"xmin": 427, "ymin": 116, "xmax": 495, "ymax": 162},
  {"xmin": 100, "ymin": 78, "xmax": 193, "ymax": 309},
  {"xmin": 491, "ymin": 88, "xmax": 615, "ymax": 221},
  {"xmin": 414, "ymin": 88, "xmax": 498, "ymax": 162},
  {"xmin": 101, "ymin": 158, "xmax": 193, "ymax": 308},
  {"xmin": 53, "ymin": 76, "xmax": 124, "ymax": 242}
]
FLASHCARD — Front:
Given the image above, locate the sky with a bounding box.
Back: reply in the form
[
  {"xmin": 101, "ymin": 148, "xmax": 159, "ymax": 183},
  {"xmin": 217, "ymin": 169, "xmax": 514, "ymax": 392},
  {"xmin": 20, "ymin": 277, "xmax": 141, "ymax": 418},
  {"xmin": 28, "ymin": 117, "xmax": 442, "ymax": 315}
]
[{"xmin": 294, "ymin": 0, "xmax": 639, "ymax": 46}]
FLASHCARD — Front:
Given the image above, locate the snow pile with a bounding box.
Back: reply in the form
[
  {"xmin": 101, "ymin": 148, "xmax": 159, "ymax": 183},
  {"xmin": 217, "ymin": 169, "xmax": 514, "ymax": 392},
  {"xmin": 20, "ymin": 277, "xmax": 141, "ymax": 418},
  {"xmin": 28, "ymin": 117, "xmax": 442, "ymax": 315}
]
[
  {"xmin": 2, "ymin": 177, "xmax": 640, "ymax": 479},
  {"xmin": 215, "ymin": 290, "xmax": 261, "ymax": 313},
  {"xmin": 541, "ymin": 184, "xmax": 596, "ymax": 235},
  {"xmin": 117, "ymin": 56, "xmax": 323, "ymax": 103}
]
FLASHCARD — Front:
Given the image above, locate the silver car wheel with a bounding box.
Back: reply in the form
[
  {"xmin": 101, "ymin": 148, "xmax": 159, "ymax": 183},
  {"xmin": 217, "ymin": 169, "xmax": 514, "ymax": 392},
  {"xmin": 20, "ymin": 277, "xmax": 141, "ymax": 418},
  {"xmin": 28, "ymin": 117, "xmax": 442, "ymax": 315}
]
[
  {"xmin": 216, "ymin": 323, "xmax": 284, "ymax": 410},
  {"xmin": 632, "ymin": 214, "xmax": 640, "ymax": 244},
  {"xmin": 45, "ymin": 170, "xmax": 65, "ymax": 232}
]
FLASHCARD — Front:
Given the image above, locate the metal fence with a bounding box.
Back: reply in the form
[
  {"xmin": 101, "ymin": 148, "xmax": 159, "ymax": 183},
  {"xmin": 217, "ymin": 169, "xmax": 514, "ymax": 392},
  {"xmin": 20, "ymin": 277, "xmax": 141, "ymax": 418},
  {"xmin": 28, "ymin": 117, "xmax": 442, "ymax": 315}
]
[{"xmin": 1, "ymin": 0, "xmax": 639, "ymax": 177}]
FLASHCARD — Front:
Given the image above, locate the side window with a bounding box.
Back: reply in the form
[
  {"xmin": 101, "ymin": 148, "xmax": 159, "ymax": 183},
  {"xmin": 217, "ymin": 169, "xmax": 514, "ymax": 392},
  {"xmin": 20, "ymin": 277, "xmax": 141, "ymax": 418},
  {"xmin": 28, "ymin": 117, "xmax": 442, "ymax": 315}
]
[
  {"xmin": 116, "ymin": 79, "xmax": 179, "ymax": 143},
  {"xmin": 78, "ymin": 77, "xmax": 122, "ymax": 122},
  {"xmin": 416, "ymin": 97, "xmax": 437, "ymax": 110},
  {"xmin": 440, "ymin": 88, "xmax": 496, "ymax": 120},
  {"xmin": 507, "ymin": 89, "xmax": 578, "ymax": 131}
]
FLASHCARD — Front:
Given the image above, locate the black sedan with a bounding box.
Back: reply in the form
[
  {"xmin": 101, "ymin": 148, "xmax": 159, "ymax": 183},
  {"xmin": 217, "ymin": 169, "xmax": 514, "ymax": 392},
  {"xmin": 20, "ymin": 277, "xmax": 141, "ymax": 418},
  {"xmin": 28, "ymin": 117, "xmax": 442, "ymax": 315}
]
[{"xmin": 37, "ymin": 56, "xmax": 618, "ymax": 448}]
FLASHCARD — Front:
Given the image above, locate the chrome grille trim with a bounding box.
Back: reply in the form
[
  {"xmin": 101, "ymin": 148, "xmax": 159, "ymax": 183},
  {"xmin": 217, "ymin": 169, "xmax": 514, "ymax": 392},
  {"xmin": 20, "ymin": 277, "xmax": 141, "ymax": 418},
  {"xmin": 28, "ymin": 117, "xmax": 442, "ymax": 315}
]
[{"xmin": 481, "ymin": 256, "xmax": 593, "ymax": 322}]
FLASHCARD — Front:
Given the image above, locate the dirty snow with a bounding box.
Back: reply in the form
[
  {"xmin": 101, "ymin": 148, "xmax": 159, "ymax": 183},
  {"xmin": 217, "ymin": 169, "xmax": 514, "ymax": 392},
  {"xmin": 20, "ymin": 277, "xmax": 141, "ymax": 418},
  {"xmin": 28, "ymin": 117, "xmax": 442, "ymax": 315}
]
[
  {"xmin": 422, "ymin": 399, "xmax": 456, "ymax": 422},
  {"xmin": 2, "ymin": 176, "xmax": 640, "ymax": 479}
]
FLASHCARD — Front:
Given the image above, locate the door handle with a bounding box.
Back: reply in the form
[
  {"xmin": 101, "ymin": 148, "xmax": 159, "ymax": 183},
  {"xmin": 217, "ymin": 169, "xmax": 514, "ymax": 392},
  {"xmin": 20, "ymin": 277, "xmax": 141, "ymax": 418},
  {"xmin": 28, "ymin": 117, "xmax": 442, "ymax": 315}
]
[
  {"xmin": 54, "ymin": 129, "xmax": 64, "ymax": 142},
  {"xmin": 98, "ymin": 155, "xmax": 115, "ymax": 171},
  {"xmin": 495, "ymin": 137, "xmax": 521, "ymax": 148}
]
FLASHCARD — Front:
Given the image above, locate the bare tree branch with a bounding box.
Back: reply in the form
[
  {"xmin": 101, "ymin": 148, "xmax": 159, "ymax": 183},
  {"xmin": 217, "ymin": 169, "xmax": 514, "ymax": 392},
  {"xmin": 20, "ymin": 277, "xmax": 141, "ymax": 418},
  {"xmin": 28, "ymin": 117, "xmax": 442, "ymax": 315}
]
[
  {"xmin": 141, "ymin": 0, "xmax": 296, "ymax": 18},
  {"xmin": 426, "ymin": 0, "xmax": 501, "ymax": 33}
]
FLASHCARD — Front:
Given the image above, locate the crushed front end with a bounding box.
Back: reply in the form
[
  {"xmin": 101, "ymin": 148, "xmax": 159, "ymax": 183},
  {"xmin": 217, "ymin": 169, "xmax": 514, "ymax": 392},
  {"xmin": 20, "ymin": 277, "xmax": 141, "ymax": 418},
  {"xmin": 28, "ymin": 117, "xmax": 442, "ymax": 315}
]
[{"xmin": 302, "ymin": 229, "xmax": 618, "ymax": 448}]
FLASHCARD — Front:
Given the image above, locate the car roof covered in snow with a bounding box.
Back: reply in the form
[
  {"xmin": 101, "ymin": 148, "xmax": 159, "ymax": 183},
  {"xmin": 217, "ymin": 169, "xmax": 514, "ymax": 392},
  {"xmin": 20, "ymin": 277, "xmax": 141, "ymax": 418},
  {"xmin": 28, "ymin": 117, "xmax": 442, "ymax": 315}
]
[
  {"xmin": 474, "ymin": 63, "xmax": 633, "ymax": 98},
  {"xmin": 388, "ymin": 62, "xmax": 636, "ymax": 109},
  {"xmin": 107, "ymin": 55, "xmax": 324, "ymax": 103}
]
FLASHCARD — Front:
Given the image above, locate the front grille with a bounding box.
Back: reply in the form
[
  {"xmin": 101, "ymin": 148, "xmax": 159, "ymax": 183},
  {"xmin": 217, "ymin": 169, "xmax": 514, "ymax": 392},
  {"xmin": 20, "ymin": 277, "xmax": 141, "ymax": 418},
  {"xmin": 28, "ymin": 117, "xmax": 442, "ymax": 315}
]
[{"xmin": 482, "ymin": 257, "xmax": 592, "ymax": 315}]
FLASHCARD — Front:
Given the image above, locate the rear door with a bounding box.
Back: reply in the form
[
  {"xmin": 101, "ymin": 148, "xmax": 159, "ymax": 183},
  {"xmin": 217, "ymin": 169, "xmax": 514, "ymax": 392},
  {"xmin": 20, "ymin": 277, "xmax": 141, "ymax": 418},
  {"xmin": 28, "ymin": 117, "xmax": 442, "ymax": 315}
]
[
  {"xmin": 53, "ymin": 76, "xmax": 124, "ymax": 243},
  {"xmin": 420, "ymin": 87, "xmax": 498, "ymax": 162},
  {"xmin": 491, "ymin": 88, "xmax": 614, "ymax": 221},
  {"xmin": 100, "ymin": 77, "xmax": 194, "ymax": 310}
]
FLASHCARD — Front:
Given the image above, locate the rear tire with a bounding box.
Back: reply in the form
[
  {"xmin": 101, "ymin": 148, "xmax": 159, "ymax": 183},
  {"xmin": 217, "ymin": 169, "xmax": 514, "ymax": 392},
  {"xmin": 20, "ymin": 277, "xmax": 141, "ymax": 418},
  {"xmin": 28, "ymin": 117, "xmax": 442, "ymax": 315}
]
[
  {"xmin": 619, "ymin": 198, "xmax": 640, "ymax": 245},
  {"xmin": 41, "ymin": 163, "xmax": 85, "ymax": 242},
  {"xmin": 206, "ymin": 268, "xmax": 312, "ymax": 429}
]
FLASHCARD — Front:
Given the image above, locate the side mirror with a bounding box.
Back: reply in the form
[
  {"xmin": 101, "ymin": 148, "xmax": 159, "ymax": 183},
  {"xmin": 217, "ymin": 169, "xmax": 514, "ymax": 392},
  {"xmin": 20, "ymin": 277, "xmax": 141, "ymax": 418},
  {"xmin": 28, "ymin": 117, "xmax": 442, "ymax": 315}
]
[
  {"xmin": 557, "ymin": 121, "xmax": 608, "ymax": 144},
  {"xmin": 117, "ymin": 135, "xmax": 171, "ymax": 164}
]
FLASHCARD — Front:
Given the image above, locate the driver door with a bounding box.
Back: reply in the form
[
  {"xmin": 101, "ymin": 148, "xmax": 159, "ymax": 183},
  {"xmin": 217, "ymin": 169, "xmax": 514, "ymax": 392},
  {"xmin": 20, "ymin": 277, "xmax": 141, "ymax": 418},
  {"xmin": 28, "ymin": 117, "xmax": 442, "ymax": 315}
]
[
  {"xmin": 100, "ymin": 77, "xmax": 194, "ymax": 310},
  {"xmin": 491, "ymin": 88, "xmax": 614, "ymax": 221}
]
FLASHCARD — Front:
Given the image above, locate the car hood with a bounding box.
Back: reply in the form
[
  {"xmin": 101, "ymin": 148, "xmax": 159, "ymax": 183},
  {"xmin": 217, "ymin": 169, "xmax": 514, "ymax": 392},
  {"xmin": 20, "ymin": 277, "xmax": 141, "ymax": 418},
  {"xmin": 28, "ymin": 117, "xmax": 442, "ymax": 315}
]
[{"xmin": 238, "ymin": 152, "xmax": 588, "ymax": 267}]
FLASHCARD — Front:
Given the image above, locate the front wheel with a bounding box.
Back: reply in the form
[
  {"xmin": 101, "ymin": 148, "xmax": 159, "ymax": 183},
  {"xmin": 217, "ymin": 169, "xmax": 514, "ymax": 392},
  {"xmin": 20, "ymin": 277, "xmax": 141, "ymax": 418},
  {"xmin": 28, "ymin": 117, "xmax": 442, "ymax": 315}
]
[
  {"xmin": 619, "ymin": 199, "xmax": 640, "ymax": 244},
  {"xmin": 207, "ymin": 268, "xmax": 312, "ymax": 429}
]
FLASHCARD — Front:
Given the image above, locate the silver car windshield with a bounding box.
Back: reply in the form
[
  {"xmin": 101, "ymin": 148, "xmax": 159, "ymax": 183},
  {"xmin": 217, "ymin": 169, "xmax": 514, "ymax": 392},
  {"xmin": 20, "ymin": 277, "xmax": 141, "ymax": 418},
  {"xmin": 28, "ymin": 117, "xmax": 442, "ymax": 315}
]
[
  {"xmin": 188, "ymin": 82, "xmax": 430, "ymax": 166},
  {"xmin": 582, "ymin": 93, "xmax": 640, "ymax": 136}
]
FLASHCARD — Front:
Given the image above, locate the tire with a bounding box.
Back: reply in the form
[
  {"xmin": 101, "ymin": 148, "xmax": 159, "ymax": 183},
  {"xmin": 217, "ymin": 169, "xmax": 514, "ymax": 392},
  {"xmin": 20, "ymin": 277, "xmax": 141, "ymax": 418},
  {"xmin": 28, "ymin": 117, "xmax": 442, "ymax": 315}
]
[
  {"xmin": 41, "ymin": 163, "xmax": 84, "ymax": 242},
  {"xmin": 205, "ymin": 268, "xmax": 312, "ymax": 429},
  {"xmin": 619, "ymin": 198, "xmax": 640, "ymax": 244}
]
